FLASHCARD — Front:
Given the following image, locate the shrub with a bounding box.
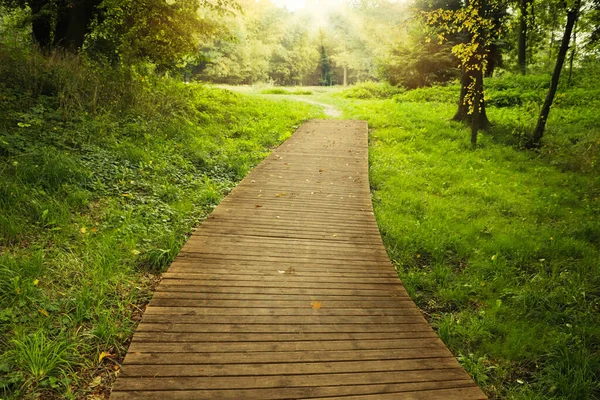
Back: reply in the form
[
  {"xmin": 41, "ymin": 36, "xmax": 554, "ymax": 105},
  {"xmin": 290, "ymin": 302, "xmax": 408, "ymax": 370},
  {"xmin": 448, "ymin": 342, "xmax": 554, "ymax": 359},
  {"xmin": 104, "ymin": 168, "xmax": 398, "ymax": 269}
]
[{"xmin": 340, "ymin": 81, "xmax": 405, "ymax": 99}]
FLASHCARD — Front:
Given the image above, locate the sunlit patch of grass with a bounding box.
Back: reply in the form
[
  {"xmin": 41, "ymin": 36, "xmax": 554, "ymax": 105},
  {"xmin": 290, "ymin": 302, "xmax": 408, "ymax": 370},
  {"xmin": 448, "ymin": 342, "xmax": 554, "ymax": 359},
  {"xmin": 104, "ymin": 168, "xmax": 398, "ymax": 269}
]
[
  {"xmin": 332, "ymin": 91, "xmax": 600, "ymax": 399},
  {"xmin": 260, "ymin": 88, "xmax": 313, "ymax": 95}
]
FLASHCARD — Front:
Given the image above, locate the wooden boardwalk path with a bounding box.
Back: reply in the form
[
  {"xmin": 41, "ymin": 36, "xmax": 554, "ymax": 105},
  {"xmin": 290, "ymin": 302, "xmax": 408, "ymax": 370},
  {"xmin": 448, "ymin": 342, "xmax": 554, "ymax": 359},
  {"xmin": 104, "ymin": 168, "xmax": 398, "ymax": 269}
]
[{"xmin": 110, "ymin": 120, "xmax": 486, "ymax": 399}]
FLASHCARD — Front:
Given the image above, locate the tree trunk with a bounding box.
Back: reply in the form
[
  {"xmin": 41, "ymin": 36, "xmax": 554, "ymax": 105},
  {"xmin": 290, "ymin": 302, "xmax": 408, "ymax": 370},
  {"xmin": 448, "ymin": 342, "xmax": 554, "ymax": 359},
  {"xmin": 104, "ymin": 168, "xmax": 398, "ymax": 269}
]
[
  {"xmin": 453, "ymin": 66, "xmax": 490, "ymax": 129},
  {"xmin": 567, "ymin": 19, "xmax": 578, "ymax": 87},
  {"xmin": 343, "ymin": 65, "xmax": 348, "ymax": 86},
  {"xmin": 518, "ymin": 0, "xmax": 529, "ymax": 74},
  {"xmin": 30, "ymin": 0, "xmax": 53, "ymax": 49},
  {"xmin": 54, "ymin": 0, "xmax": 102, "ymax": 49},
  {"xmin": 485, "ymin": 43, "xmax": 500, "ymax": 78},
  {"xmin": 529, "ymin": 1, "xmax": 581, "ymax": 148}
]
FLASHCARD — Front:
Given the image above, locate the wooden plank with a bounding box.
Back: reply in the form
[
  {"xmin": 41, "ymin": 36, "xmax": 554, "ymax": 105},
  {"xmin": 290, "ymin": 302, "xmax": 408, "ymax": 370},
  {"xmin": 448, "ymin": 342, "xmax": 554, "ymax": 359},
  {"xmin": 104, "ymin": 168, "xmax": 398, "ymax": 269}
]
[
  {"xmin": 120, "ymin": 358, "xmax": 460, "ymax": 377},
  {"xmin": 134, "ymin": 322, "xmax": 429, "ymax": 333},
  {"xmin": 318, "ymin": 387, "xmax": 488, "ymax": 400},
  {"xmin": 112, "ymin": 369, "xmax": 472, "ymax": 391},
  {"xmin": 111, "ymin": 381, "xmax": 478, "ymax": 400},
  {"xmin": 149, "ymin": 292, "xmax": 408, "ymax": 302},
  {"xmin": 142, "ymin": 307, "xmax": 420, "ymax": 316},
  {"xmin": 159, "ymin": 272, "xmax": 401, "ymax": 284},
  {"xmin": 155, "ymin": 285, "xmax": 405, "ymax": 296},
  {"xmin": 127, "ymin": 338, "xmax": 445, "ymax": 353},
  {"xmin": 123, "ymin": 348, "xmax": 453, "ymax": 365},
  {"xmin": 109, "ymin": 120, "xmax": 486, "ymax": 400},
  {"xmin": 146, "ymin": 298, "xmax": 414, "ymax": 308},
  {"xmin": 130, "ymin": 331, "xmax": 434, "ymax": 343},
  {"xmin": 138, "ymin": 314, "xmax": 426, "ymax": 324}
]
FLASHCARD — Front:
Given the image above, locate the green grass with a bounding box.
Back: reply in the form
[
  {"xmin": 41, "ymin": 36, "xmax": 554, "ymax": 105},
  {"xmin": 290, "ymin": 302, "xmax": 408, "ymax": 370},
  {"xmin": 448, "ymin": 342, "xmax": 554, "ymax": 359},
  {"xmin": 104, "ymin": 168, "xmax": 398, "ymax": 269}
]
[
  {"xmin": 259, "ymin": 87, "xmax": 314, "ymax": 95},
  {"xmin": 324, "ymin": 76, "xmax": 600, "ymax": 399},
  {"xmin": 0, "ymin": 46, "xmax": 323, "ymax": 397}
]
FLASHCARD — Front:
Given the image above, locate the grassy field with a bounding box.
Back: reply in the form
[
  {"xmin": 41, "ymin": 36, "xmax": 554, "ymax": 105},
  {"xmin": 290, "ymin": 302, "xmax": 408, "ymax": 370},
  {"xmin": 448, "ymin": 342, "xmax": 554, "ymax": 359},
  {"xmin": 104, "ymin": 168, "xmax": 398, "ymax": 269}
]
[
  {"xmin": 312, "ymin": 78, "xmax": 599, "ymax": 399},
  {"xmin": 0, "ymin": 48, "xmax": 323, "ymax": 397},
  {"xmin": 2, "ymin": 43, "xmax": 599, "ymax": 399}
]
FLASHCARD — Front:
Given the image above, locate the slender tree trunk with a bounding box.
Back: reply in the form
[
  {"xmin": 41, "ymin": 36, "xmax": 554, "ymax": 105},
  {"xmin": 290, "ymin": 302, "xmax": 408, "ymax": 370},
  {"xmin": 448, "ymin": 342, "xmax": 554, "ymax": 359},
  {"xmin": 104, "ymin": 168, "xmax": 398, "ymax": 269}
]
[
  {"xmin": 518, "ymin": 0, "xmax": 529, "ymax": 74},
  {"xmin": 343, "ymin": 65, "xmax": 348, "ymax": 86},
  {"xmin": 529, "ymin": 1, "xmax": 581, "ymax": 148},
  {"xmin": 567, "ymin": 20, "xmax": 578, "ymax": 87},
  {"xmin": 485, "ymin": 44, "xmax": 500, "ymax": 78}
]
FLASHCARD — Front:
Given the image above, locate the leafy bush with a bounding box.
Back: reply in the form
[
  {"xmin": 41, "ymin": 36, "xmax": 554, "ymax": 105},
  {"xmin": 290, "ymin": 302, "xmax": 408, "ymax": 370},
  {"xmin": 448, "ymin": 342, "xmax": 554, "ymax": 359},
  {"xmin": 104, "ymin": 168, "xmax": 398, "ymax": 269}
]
[
  {"xmin": 485, "ymin": 88, "xmax": 543, "ymax": 107},
  {"xmin": 340, "ymin": 81, "xmax": 405, "ymax": 99},
  {"xmin": 394, "ymin": 84, "xmax": 459, "ymax": 104}
]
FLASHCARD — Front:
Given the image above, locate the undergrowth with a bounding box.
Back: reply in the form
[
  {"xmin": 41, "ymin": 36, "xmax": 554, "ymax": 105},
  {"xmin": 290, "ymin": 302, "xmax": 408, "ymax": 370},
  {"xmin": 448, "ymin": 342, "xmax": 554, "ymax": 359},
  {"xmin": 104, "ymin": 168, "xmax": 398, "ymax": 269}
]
[
  {"xmin": 259, "ymin": 87, "xmax": 314, "ymax": 95},
  {"xmin": 0, "ymin": 39, "xmax": 323, "ymax": 398}
]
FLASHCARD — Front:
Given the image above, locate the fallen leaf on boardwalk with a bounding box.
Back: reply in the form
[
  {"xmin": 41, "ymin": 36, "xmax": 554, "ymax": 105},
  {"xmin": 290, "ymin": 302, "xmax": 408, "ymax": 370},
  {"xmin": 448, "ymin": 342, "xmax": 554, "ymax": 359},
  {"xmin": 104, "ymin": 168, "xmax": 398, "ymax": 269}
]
[
  {"xmin": 333, "ymin": 234, "xmax": 338, "ymax": 237},
  {"xmin": 99, "ymin": 351, "xmax": 113, "ymax": 363},
  {"xmin": 311, "ymin": 301, "xmax": 322, "ymax": 309},
  {"xmin": 278, "ymin": 267, "xmax": 296, "ymax": 274},
  {"xmin": 319, "ymin": 169, "xmax": 324, "ymax": 172},
  {"xmin": 278, "ymin": 270, "xmax": 286, "ymax": 274},
  {"xmin": 255, "ymin": 204, "xmax": 262, "ymax": 208},
  {"xmin": 275, "ymin": 193, "xmax": 280, "ymax": 197},
  {"xmin": 251, "ymin": 180, "xmax": 256, "ymax": 183}
]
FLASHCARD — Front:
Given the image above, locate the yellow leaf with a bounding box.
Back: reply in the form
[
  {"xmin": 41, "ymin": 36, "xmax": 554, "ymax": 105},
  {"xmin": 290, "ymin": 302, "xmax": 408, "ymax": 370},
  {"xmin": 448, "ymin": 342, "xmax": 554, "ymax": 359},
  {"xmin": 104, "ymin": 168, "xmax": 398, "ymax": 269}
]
[
  {"xmin": 89, "ymin": 375, "xmax": 102, "ymax": 388},
  {"xmin": 275, "ymin": 193, "xmax": 280, "ymax": 197},
  {"xmin": 80, "ymin": 227, "xmax": 87, "ymax": 234},
  {"xmin": 99, "ymin": 351, "xmax": 113, "ymax": 363},
  {"xmin": 38, "ymin": 309, "xmax": 49, "ymax": 317},
  {"xmin": 33, "ymin": 279, "xmax": 39, "ymax": 286},
  {"xmin": 131, "ymin": 249, "xmax": 140, "ymax": 256},
  {"xmin": 311, "ymin": 301, "xmax": 322, "ymax": 309}
]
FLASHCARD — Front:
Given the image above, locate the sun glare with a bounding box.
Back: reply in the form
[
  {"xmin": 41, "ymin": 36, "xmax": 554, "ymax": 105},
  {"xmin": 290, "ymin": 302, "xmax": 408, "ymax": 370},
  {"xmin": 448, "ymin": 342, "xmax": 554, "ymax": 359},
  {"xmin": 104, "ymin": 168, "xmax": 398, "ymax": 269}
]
[{"xmin": 272, "ymin": 0, "xmax": 307, "ymax": 11}]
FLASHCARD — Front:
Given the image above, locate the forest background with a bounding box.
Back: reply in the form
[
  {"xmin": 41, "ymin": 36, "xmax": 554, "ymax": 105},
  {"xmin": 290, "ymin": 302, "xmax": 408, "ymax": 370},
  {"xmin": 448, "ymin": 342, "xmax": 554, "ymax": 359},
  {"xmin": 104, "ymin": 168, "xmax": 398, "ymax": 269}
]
[{"xmin": 0, "ymin": 0, "xmax": 599, "ymax": 399}]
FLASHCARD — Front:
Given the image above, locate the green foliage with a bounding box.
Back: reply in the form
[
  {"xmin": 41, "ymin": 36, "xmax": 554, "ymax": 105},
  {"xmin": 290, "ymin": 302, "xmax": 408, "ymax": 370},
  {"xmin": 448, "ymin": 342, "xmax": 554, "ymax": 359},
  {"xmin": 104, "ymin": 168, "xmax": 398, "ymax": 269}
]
[
  {"xmin": 0, "ymin": 37, "xmax": 322, "ymax": 398},
  {"xmin": 339, "ymin": 81, "xmax": 405, "ymax": 99},
  {"xmin": 378, "ymin": 21, "xmax": 460, "ymax": 89},
  {"xmin": 330, "ymin": 77, "xmax": 600, "ymax": 399},
  {"xmin": 393, "ymin": 84, "xmax": 459, "ymax": 103},
  {"xmin": 85, "ymin": 0, "xmax": 235, "ymax": 71},
  {"xmin": 259, "ymin": 88, "xmax": 314, "ymax": 95}
]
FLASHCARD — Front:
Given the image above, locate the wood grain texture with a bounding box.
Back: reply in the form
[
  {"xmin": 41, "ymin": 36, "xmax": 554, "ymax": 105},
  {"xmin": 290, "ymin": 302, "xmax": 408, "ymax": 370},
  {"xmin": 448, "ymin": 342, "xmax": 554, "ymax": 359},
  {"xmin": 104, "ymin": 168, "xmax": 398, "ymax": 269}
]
[{"xmin": 110, "ymin": 120, "xmax": 487, "ymax": 399}]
